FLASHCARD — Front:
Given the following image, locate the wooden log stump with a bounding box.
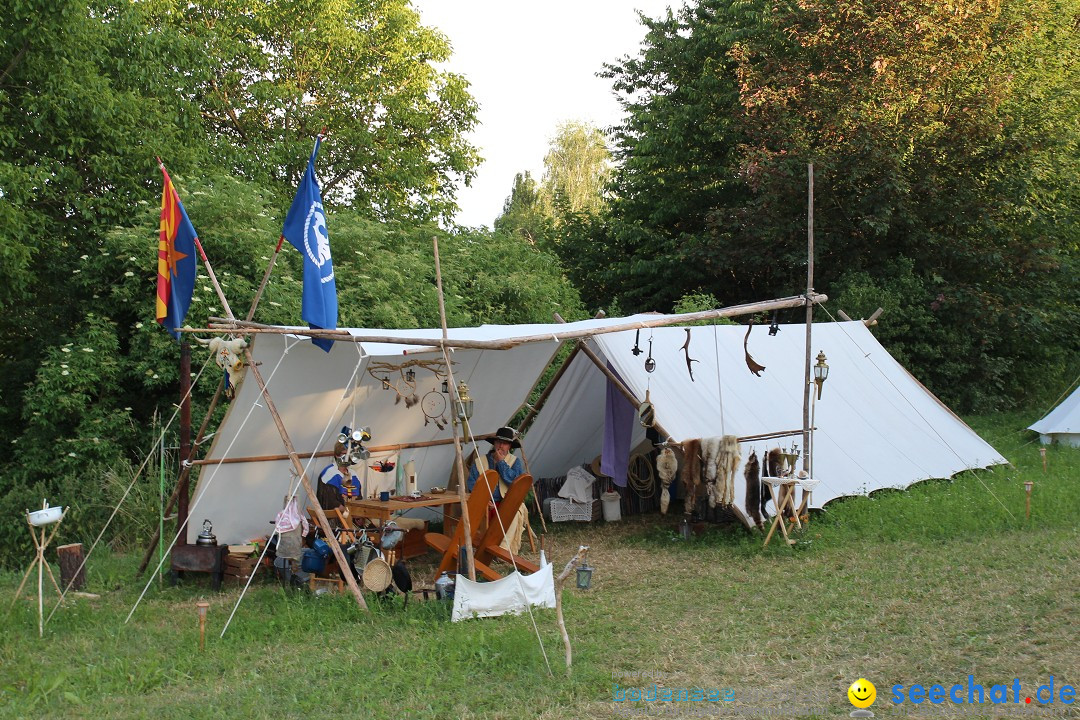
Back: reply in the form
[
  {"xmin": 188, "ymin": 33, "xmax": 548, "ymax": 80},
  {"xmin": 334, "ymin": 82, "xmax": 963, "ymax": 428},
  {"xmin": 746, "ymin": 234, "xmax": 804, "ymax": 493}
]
[{"xmin": 57, "ymin": 543, "xmax": 86, "ymax": 592}]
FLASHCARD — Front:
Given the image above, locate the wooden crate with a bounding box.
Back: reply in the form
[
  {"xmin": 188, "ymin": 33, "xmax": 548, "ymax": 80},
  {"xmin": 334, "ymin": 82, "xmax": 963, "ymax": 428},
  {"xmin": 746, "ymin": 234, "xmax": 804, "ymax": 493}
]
[{"xmin": 224, "ymin": 553, "xmax": 259, "ymax": 582}]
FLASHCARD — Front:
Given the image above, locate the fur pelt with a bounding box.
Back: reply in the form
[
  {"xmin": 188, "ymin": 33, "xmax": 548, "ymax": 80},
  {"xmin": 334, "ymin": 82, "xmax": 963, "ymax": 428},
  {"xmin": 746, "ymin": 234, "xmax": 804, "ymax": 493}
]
[
  {"xmin": 701, "ymin": 435, "xmax": 740, "ymax": 508},
  {"xmin": 743, "ymin": 450, "xmax": 764, "ymax": 529},
  {"xmin": 656, "ymin": 447, "xmax": 678, "ymax": 516},
  {"xmin": 680, "ymin": 439, "xmax": 702, "ymax": 516},
  {"xmin": 765, "ymin": 448, "xmax": 784, "ymax": 478},
  {"xmin": 701, "ymin": 436, "xmax": 721, "ymax": 508},
  {"xmin": 717, "ymin": 435, "xmax": 740, "ymax": 507}
]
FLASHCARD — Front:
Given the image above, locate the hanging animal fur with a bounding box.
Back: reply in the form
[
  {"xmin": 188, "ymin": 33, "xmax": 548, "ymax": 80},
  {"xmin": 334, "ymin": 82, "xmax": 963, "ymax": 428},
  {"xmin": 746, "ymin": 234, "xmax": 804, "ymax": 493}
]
[
  {"xmin": 765, "ymin": 447, "xmax": 784, "ymax": 478},
  {"xmin": 702, "ymin": 435, "xmax": 740, "ymax": 508},
  {"xmin": 680, "ymin": 438, "xmax": 702, "ymax": 516},
  {"xmin": 743, "ymin": 449, "xmax": 764, "ymax": 529},
  {"xmin": 717, "ymin": 435, "xmax": 740, "ymax": 507},
  {"xmin": 743, "ymin": 323, "xmax": 766, "ymax": 377},
  {"xmin": 656, "ymin": 447, "xmax": 678, "ymax": 515},
  {"xmin": 701, "ymin": 437, "xmax": 721, "ymax": 508}
]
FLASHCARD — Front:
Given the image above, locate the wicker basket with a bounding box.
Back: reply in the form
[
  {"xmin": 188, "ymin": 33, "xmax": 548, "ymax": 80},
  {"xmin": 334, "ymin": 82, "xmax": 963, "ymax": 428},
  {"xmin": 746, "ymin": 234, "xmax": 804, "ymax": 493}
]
[
  {"xmin": 362, "ymin": 557, "xmax": 392, "ymax": 592},
  {"xmin": 550, "ymin": 498, "xmax": 600, "ymax": 522}
]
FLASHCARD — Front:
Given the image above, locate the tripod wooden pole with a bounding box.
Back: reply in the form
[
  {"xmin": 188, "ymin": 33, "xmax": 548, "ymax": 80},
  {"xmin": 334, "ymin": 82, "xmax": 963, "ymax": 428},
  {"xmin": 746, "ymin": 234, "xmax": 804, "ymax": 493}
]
[{"xmin": 243, "ymin": 349, "xmax": 368, "ymax": 610}]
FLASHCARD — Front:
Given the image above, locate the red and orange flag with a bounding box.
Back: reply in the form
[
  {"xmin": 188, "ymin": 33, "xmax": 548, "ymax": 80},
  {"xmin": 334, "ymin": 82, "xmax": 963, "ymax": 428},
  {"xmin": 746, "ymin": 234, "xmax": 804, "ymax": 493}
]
[{"xmin": 156, "ymin": 167, "xmax": 199, "ymax": 340}]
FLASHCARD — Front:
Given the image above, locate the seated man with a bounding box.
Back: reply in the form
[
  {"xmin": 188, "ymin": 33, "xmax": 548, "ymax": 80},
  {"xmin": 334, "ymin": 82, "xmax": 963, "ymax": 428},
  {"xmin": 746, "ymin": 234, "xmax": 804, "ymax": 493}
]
[
  {"xmin": 465, "ymin": 426, "xmax": 529, "ymax": 555},
  {"xmin": 466, "ymin": 426, "xmax": 524, "ymax": 502}
]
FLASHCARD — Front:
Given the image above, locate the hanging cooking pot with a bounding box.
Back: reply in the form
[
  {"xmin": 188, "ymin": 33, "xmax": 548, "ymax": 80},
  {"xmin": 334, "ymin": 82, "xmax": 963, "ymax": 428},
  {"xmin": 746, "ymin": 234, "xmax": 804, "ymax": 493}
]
[{"xmin": 196, "ymin": 519, "xmax": 218, "ymax": 547}]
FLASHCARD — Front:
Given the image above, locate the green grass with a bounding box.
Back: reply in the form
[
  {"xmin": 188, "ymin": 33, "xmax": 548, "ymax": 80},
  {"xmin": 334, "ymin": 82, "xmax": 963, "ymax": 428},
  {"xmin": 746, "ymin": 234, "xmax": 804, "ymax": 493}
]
[{"xmin": 1, "ymin": 412, "xmax": 1077, "ymax": 719}]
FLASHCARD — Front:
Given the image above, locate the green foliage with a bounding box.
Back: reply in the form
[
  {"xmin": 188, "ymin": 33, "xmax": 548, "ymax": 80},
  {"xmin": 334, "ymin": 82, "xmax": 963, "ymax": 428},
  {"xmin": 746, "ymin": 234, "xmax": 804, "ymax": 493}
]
[
  {"xmin": 0, "ymin": 0, "xmax": 497, "ymax": 567},
  {"xmin": 155, "ymin": 0, "xmax": 480, "ymax": 222},
  {"xmin": 584, "ymin": 0, "xmax": 1080, "ymax": 410}
]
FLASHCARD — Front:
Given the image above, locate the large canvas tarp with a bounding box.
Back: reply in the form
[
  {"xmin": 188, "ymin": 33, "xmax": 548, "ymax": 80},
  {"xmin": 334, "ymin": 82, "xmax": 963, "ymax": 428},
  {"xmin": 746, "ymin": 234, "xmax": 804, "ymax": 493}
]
[
  {"xmin": 1028, "ymin": 385, "xmax": 1080, "ymax": 447},
  {"xmin": 188, "ymin": 315, "xmax": 658, "ymax": 544},
  {"xmin": 190, "ymin": 317, "xmax": 1006, "ymax": 543},
  {"xmin": 523, "ymin": 321, "xmax": 1007, "ymax": 512}
]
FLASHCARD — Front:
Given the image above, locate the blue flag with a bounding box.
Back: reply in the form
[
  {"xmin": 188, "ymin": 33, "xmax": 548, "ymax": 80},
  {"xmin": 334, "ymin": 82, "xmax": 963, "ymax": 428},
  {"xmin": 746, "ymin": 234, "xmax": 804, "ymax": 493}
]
[{"xmin": 281, "ymin": 136, "xmax": 337, "ymax": 352}]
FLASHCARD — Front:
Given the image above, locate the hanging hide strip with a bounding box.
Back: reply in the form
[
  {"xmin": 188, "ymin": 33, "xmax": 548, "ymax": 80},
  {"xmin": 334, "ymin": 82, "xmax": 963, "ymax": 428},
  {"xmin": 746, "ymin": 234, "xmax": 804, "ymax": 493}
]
[
  {"xmin": 743, "ymin": 449, "xmax": 764, "ymax": 530},
  {"xmin": 656, "ymin": 447, "xmax": 678, "ymax": 516}
]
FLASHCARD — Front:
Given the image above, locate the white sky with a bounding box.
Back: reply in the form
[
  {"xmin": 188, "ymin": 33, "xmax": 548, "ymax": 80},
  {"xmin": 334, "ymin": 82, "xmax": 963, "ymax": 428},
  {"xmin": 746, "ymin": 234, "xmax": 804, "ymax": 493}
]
[{"xmin": 411, "ymin": 0, "xmax": 676, "ymax": 228}]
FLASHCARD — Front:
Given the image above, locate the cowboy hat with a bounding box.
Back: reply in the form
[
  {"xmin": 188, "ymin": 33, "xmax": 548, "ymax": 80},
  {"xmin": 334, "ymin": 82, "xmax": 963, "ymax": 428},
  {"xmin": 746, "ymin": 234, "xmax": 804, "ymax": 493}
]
[{"xmin": 488, "ymin": 426, "xmax": 521, "ymax": 449}]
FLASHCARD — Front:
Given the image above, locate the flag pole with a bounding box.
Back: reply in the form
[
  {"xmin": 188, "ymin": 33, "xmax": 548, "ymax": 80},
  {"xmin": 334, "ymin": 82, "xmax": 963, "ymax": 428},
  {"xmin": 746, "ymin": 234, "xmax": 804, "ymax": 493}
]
[{"xmin": 155, "ymin": 154, "xmax": 367, "ymax": 611}]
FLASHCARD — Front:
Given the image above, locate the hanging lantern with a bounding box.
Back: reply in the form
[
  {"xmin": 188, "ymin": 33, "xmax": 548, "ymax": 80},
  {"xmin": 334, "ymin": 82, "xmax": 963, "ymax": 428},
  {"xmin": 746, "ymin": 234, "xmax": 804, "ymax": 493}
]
[
  {"xmin": 455, "ymin": 382, "xmax": 474, "ymax": 421},
  {"xmin": 441, "ymin": 379, "xmax": 449, "ymax": 394},
  {"xmin": 382, "ymin": 376, "xmax": 391, "ymax": 390},
  {"xmin": 813, "ymin": 350, "xmax": 829, "ymax": 400},
  {"xmin": 405, "ymin": 368, "xmax": 416, "ymax": 383},
  {"xmin": 576, "ymin": 559, "xmax": 594, "ymax": 590}
]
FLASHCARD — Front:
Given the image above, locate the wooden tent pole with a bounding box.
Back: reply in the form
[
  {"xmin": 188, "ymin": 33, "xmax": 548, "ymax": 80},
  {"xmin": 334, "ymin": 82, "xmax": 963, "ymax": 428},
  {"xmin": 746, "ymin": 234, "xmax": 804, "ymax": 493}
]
[
  {"xmin": 801, "ymin": 162, "xmax": 815, "ymax": 510},
  {"xmin": 243, "ymin": 348, "xmax": 368, "ymax": 610},
  {"xmin": 433, "ymin": 237, "xmax": 476, "ymax": 581},
  {"xmin": 188, "ymin": 223, "xmax": 365, "ymax": 610},
  {"xmin": 136, "ymin": 377, "xmax": 225, "ymax": 576},
  {"xmin": 189, "ymin": 434, "xmax": 499, "ymax": 466},
  {"xmin": 197, "ymin": 293, "xmax": 828, "ymax": 348}
]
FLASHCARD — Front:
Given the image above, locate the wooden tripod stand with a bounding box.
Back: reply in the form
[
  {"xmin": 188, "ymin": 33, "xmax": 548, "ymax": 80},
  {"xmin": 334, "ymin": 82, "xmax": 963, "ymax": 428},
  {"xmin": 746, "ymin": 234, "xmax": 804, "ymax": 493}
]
[{"xmin": 11, "ymin": 509, "xmax": 67, "ymax": 637}]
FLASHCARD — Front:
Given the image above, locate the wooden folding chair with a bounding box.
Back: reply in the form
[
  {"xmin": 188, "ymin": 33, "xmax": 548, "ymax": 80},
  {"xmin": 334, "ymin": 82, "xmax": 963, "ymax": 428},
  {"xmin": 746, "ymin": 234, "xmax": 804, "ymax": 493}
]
[
  {"xmin": 424, "ymin": 469, "xmax": 498, "ymax": 577},
  {"xmin": 472, "ymin": 474, "xmax": 540, "ymax": 581}
]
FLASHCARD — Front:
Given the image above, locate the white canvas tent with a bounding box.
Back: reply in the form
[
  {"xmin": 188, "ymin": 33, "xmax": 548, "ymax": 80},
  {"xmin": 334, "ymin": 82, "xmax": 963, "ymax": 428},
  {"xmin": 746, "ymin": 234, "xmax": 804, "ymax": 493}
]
[
  {"xmin": 523, "ymin": 321, "xmax": 1007, "ymax": 516},
  {"xmin": 189, "ymin": 315, "xmax": 660, "ymax": 544},
  {"xmin": 1028, "ymin": 385, "xmax": 1080, "ymax": 447},
  {"xmin": 190, "ymin": 316, "xmax": 1006, "ymax": 543}
]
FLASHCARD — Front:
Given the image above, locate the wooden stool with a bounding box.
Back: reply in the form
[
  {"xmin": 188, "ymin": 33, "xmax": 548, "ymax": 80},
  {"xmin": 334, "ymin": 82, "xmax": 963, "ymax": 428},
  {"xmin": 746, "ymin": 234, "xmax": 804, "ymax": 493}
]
[{"xmin": 761, "ymin": 478, "xmax": 799, "ymax": 548}]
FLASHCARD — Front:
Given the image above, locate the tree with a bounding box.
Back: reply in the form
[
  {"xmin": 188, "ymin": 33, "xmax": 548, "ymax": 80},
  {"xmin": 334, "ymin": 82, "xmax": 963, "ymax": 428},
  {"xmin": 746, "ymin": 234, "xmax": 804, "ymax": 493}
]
[
  {"xmin": 493, "ymin": 172, "xmax": 553, "ymax": 246},
  {"xmin": 541, "ymin": 121, "xmax": 612, "ymax": 218},
  {"xmin": 158, "ymin": 0, "xmax": 481, "ymax": 223},
  {"xmin": 589, "ymin": 0, "xmax": 1079, "ymax": 409}
]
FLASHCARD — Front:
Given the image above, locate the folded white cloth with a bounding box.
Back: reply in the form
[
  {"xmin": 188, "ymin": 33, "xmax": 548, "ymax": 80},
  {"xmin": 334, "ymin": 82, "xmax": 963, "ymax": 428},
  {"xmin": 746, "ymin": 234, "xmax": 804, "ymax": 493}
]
[
  {"xmin": 452, "ymin": 563, "xmax": 556, "ymax": 622},
  {"xmin": 558, "ymin": 465, "xmax": 595, "ymax": 504}
]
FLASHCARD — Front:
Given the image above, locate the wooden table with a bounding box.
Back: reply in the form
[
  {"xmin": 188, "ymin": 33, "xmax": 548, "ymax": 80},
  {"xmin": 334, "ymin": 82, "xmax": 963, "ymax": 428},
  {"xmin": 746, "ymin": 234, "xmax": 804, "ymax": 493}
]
[{"xmin": 346, "ymin": 491, "xmax": 466, "ymax": 525}]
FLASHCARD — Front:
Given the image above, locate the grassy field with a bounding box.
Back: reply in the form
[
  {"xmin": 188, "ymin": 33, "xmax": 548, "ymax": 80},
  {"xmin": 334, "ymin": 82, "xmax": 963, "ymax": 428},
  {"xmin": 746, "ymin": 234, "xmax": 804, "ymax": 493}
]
[{"xmin": 1, "ymin": 412, "xmax": 1077, "ymax": 719}]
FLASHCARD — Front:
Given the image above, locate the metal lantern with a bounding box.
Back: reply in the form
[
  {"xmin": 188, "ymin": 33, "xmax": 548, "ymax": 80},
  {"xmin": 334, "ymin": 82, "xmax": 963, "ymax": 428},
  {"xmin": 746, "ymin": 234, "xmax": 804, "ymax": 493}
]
[
  {"xmin": 813, "ymin": 350, "xmax": 829, "ymax": 400},
  {"xmin": 381, "ymin": 376, "xmax": 391, "ymax": 390},
  {"xmin": 441, "ymin": 379, "xmax": 449, "ymax": 394},
  {"xmin": 455, "ymin": 382, "xmax": 474, "ymax": 421},
  {"xmin": 405, "ymin": 368, "xmax": 416, "ymax": 383},
  {"xmin": 576, "ymin": 560, "xmax": 594, "ymax": 590}
]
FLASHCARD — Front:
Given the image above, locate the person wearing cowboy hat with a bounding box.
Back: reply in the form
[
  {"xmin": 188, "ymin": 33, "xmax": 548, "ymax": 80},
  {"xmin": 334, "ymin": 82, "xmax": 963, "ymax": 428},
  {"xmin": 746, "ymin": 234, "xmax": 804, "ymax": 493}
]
[{"xmin": 466, "ymin": 426, "xmax": 525, "ymax": 502}]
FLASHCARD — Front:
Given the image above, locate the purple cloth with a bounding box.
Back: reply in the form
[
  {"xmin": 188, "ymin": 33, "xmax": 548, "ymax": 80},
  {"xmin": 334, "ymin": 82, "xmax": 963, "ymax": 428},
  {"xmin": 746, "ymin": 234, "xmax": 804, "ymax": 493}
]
[{"xmin": 602, "ymin": 364, "xmax": 635, "ymax": 487}]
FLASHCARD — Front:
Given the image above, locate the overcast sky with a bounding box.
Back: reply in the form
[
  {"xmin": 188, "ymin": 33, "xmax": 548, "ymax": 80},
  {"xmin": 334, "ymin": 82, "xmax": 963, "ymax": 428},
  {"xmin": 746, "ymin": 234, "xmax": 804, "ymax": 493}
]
[{"xmin": 411, "ymin": 0, "xmax": 676, "ymax": 228}]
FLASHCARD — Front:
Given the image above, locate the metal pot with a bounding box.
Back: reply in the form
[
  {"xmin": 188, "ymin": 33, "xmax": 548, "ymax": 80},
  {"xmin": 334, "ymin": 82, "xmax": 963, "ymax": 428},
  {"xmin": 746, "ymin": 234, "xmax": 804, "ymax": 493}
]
[{"xmin": 196, "ymin": 519, "xmax": 218, "ymax": 546}]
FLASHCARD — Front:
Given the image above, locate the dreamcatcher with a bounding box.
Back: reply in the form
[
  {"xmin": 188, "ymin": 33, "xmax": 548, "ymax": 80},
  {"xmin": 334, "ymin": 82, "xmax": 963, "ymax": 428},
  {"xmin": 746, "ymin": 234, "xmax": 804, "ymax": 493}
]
[
  {"xmin": 366, "ymin": 359, "xmax": 452, "ymax": 411},
  {"xmin": 421, "ymin": 390, "xmax": 448, "ymax": 430}
]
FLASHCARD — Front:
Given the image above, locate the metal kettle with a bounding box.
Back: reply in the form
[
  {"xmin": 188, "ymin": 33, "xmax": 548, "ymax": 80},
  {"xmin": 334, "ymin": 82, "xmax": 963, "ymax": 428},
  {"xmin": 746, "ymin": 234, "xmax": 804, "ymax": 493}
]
[{"xmin": 196, "ymin": 519, "xmax": 218, "ymax": 546}]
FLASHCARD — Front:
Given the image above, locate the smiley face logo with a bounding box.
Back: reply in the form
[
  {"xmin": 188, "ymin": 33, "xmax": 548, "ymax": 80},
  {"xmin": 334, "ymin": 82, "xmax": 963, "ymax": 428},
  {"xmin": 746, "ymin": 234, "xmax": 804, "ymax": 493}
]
[{"xmin": 848, "ymin": 678, "xmax": 876, "ymax": 709}]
